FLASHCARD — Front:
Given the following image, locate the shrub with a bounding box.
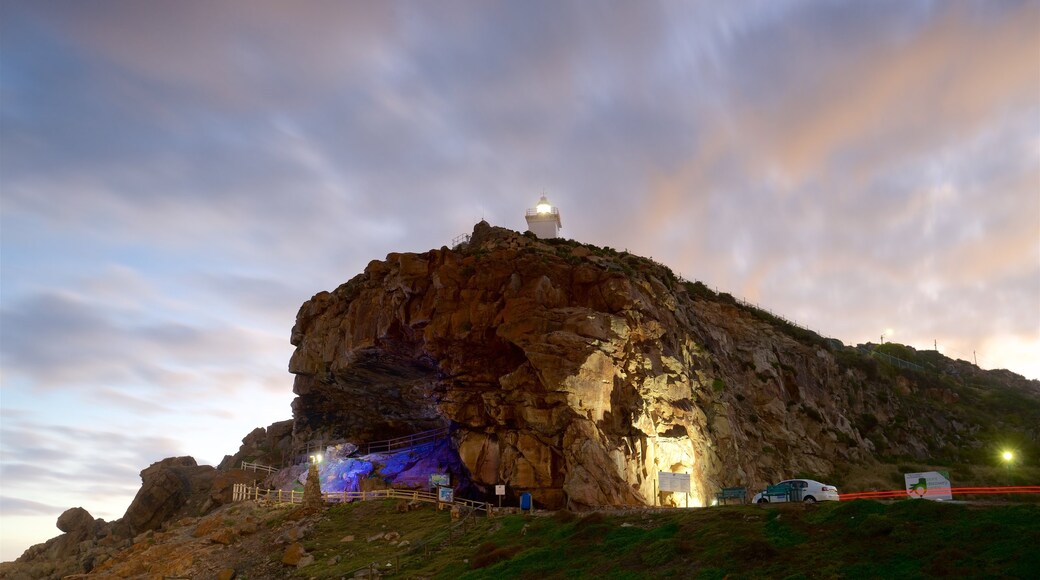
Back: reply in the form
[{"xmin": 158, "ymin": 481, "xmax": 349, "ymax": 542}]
[
  {"xmin": 683, "ymin": 280, "xmax": 717, "ymax": 301},
  {"xmin": 801, "ymin": 404, "xmax": 824, "ymax": 423},
  {"xmin": 857, "ymin": 413, "xmax": 879, "ymax": 433}
]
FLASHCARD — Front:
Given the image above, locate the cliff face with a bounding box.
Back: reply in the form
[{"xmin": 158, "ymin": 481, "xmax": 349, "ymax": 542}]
[{"xmin": 287, "ymin": 222, "xmax": 1035, "ymax": 509}]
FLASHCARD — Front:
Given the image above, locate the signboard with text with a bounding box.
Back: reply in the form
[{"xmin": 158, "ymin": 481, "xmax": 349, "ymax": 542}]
[
  {"xmin": 658, "ymin": 472, "xmax": 691, "ymax": 493},
  {"xmin": 904, "ymin": 471, "xmax": 952, "ymax": 501},
  {"xmin": 430, "ymin": 474, "xmax": 450, "ymax": 488},
  {"xmin": 438, "ymin": 486, "xmax": 454, "ymax": 503},
  {"xmin": 495, "ymin": 484, "xmax": 506, "ymax": 496}
]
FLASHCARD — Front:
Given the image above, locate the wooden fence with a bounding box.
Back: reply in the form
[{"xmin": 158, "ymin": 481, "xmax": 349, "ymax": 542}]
[
  {"xmin": 239, "ymin": 461, "xmax": 278, "ymax": 475},
  {"xmin": 230, "ymin": 484, "xmax": 490, "ymax": 513}
]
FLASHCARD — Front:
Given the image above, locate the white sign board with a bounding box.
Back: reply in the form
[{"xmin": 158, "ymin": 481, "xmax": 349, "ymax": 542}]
[
  {"xmin": 495, "ymin": 485, "xmax": 506, "ymax": 496},
  {"xmin": 658, "ymin": 472, "xmax": 691, "ymax": 493},
  {"xmin": 904, "ymin": 471, "xmax": 952, "ymax": 501}
]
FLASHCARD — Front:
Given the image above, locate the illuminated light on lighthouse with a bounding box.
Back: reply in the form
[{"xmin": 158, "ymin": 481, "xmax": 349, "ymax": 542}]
[{"xmin": 525, "ymin": 194, "xmax": 561, "ymax": 238}]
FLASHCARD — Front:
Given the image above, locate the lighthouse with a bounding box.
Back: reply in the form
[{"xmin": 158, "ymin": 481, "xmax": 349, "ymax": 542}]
[{"xmin": 525, "ymin": 194, "xmax": 562, "ymax": 238}]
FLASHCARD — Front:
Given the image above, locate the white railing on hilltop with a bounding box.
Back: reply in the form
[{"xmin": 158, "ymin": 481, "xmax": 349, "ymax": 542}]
[
  {"xmin": 733, "ymin": 296, "xmax": 821, "ymax": 338},
  {"xmin": 674, "ymin": 273, "xmax": 822, "ymax": 339},
  {"xmin": 451, "ymin": 233, "xmax": 471, "ymax": 249},
  {"xmin": 240, "ymin": 461, "xmax": 278, "ymax": 475},
  {"xmin": 867, "ymin": 349, "xmax": 928, "ymax": 373}
]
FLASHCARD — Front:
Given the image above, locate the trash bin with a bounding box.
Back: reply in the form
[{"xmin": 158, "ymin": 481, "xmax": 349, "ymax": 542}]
[{"xmin": 520, "ymin": 492, "xmax": 532, "ymax": 511}]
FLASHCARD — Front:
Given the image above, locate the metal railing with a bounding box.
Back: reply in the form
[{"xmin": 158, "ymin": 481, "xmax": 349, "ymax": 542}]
[
  {"xmin": 525, "ymin": 207, "xmax": 560, "ymax": 217},
  {"xmin": 734, "ymin": 297, "xmax": 819, "ymax": 337},
  {"xmin": 673, "ymin": 274, "xmax": 822, "ymax": 339},
  {"xmin": 287, "ymin": 438, "xmax": 342, "ymax": 466},
  {"xmin": 868, "ymin": 349, "xmax": 927, "ymax": 373},
  {"xmin": 285, "ymin": 427, "xmax": 449, "ymax": 467},
  {"xmin": 451, "ymin": 233, "xmax": 471, "ymax": 249},
  {"xmin": 365, "ymin": 427, "xmax": 449, "ymax": 455}
]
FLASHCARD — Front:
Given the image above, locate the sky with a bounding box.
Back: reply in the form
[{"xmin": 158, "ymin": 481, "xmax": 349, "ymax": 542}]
[{"xmin": 1, "ymin": 0, "xmax": 1038, "ymax": 561}]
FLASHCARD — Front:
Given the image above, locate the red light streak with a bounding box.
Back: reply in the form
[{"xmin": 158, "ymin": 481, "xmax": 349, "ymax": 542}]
[{"xmin": 838, "ymin": 486, "xmax": 1040, "ymax": 500}]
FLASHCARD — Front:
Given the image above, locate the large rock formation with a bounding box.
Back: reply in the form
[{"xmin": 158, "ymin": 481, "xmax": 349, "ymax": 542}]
[
  {"xmin": 218, "ymin": 419, "xmax": 294, "ymax": 470},
  {"xmin": 123, "ymin": 457, "xmax": 216, "ymax": 534},
  {"xmin": 289, "ymin": 222, "xmax": 1039, "ymax": 509},
  {"xmin": 3, "ymin": 457, "xmax": 257, "ymax": 578}
]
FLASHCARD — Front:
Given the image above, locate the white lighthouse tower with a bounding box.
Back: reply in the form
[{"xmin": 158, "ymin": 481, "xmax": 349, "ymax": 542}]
[{"xmin": 525, "ymin": 194, "xmax": 562, "ymax": 238}]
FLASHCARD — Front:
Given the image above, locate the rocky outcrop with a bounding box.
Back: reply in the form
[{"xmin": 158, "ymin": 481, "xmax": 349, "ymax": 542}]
[
  {"xmin": 288, "ymin": 222, "xmax": 1039, "ymax": 509},
  {"xmin": 219, "ymin": 419, "xmax": 293, "ymax": 470},
  {"xmin": 3, "ymin": 456, "xmax": 259, "ymax": 578},
  {"xmin": 2, "ymin": 508, "xmax": 115, "ymax": 579},
  {"xmin": 123, "ymin": 457, "xmax": 215, "ymax": 534},
  {"xmin": 286, "ymin": 223, "xmax": 828, "ymax": 507},
  {"xmin": 55, "ymin": 507, "xmax": 94, "ymax": 534}
]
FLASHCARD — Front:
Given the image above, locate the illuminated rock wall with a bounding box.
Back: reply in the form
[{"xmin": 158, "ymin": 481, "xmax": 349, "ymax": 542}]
[{"xmin": 289, "ymin": 222, "xmax": 886, "ymax": 509}]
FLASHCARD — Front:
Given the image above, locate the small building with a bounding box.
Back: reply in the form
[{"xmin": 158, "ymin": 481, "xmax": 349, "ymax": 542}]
[{"xmin": 525, "ymin": 195, "xmax": 562, "ymax": 238}]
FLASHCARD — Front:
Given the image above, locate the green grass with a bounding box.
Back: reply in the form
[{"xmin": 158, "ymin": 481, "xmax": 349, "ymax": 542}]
[{"xmin": 291, "ymin": 499, "xmax": 1040, "ymax": 578}]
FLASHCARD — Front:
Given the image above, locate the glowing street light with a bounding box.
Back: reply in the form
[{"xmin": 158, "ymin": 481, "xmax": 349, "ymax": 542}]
[{"xmin": 1001, "ymin": 450, "xmax": 1014, "ymax": 485}]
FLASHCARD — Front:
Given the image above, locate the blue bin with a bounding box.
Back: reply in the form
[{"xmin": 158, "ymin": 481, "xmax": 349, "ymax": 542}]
[{"xmin": 520, "ymin": 492, "xmax": 532, "ymax": 510}]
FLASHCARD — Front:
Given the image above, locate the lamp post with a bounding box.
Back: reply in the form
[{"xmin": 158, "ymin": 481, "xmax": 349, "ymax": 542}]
[{"xmin": 1001, "ymin": 451, "xmax": 1014, "ymax": 486}]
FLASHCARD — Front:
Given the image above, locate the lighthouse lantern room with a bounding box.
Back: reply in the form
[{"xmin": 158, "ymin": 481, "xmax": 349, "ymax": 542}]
[{"xmin": 525, "ymin": 195, "xmax": 562, "ymax": 238}]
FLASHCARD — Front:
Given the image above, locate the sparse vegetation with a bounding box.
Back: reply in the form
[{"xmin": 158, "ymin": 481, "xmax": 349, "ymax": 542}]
[
  {"xmin": 290, "ymin": 500, "xmax": 1040, "ymax": 578},
  {"xmin": 801, "ymin": 404, "xmax": 824, "ymax": 423}
]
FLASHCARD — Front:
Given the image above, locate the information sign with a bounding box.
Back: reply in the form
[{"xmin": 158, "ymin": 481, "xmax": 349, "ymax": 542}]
[
  {"xmin": 658, "ymin": 472, "xmax": 691, "ymax": 493},
  {"xmin": 438, "ymin": 486, "xmax": 454, "ymax": 503},
  {"xmin": 904, "ymin": 471, "xmax": 952, "ymax": 501}
]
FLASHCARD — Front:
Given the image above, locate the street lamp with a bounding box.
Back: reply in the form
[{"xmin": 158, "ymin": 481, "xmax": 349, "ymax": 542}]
[{"xmin": 1001, "ymin": 450, "xmax": 1014, "ymax": 485}]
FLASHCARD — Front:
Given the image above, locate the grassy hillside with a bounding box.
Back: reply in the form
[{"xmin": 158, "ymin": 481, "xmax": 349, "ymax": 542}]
[{"xmin": 296, "ymin": 499, "xmax": 1040, "ymax": 579}]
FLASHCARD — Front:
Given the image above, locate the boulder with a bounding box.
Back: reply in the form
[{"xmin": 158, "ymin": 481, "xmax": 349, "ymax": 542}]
[
  {"xmin": 282, "ymin": 542, "xmax": 307, "ymax": 566},
  {"xmin": 56, "ymin": 507, "xmax": 94, "ymax": 533},
  {"xmin": 122, "ymin": 456, "xmax": 219, "ymax": 535}
]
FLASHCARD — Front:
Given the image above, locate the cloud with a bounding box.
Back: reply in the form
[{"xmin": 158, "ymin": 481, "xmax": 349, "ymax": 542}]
[
  {"xmin": 0, "ymin": 496, "xmax": 64, "ymax": 517},
  {"xmin": 711, "ymin": 1, "xmax": 1038, "ymax": 184},
  {"xmin": 1, "ymin": 0, "xmax": 1038, "ymax": 563},
  {"xmin": 0, "ymin": 419, "xmax": 184, "ymax": 525},
  {"xmin": 0, "ymin": 289, "xmax": 287, "ymax": 393}
]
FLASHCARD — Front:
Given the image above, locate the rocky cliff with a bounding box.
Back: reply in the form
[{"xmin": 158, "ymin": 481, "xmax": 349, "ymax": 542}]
[
  {"xmin": 288, "ymin": 222, "xmax": 1039, "ymax": 509},
  {"xmin": 8, "ymin": 221, "xmax": 1038, "ymax": 574},
  {"xmin": 1, "ymin": 458, "xmax": 257, "ymax": 578}
]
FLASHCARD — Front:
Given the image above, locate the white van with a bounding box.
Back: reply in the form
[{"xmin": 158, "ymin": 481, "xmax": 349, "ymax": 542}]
[{"xmin": 752, "ymin": 479, "xmax": 840, "ymax": 503}]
